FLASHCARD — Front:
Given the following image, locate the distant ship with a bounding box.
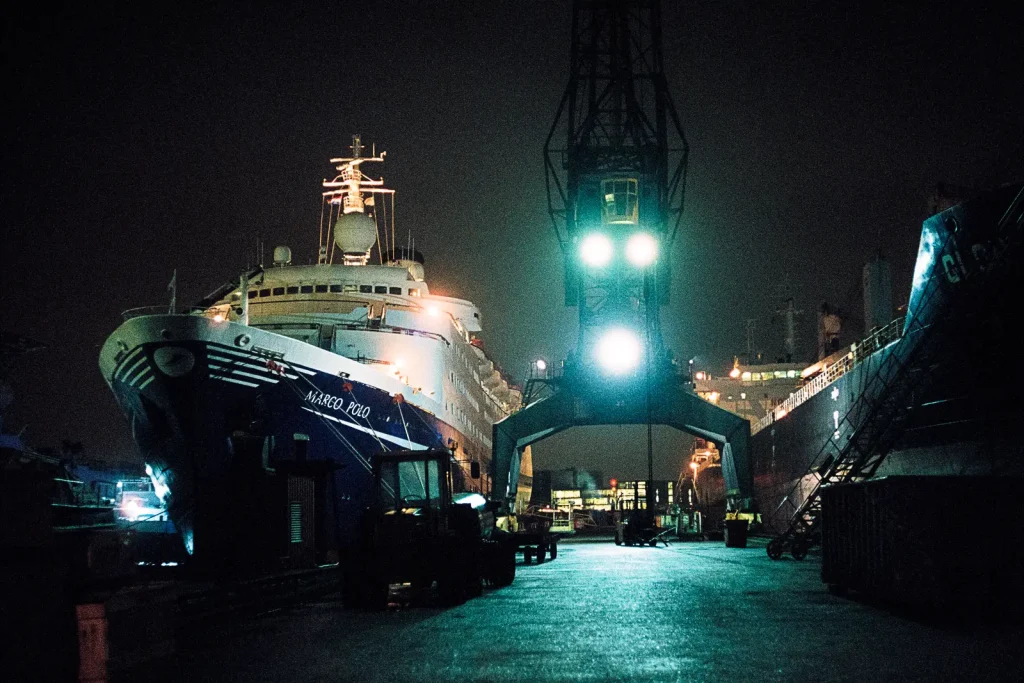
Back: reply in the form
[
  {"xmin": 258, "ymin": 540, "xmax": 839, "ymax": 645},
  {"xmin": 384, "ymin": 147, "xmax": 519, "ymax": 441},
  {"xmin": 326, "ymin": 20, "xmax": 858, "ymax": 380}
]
[{"xmin": 99, "ymin": 137, "xmax": 531, "ymax": 559}]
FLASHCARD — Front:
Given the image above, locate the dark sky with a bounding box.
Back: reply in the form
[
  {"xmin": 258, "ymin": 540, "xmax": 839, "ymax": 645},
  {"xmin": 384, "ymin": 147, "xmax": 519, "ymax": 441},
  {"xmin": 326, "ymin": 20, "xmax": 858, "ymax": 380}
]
[{"xmin": 3, "ymin": 1, "xmax": 1021, "ymax": 479}]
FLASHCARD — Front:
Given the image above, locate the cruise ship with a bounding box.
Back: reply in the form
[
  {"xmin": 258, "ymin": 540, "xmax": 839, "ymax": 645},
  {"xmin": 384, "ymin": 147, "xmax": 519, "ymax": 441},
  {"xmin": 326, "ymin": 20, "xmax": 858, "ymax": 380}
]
[{"xmin": 99, "ymin": 137, "xmax": 531, "ymax": 559}]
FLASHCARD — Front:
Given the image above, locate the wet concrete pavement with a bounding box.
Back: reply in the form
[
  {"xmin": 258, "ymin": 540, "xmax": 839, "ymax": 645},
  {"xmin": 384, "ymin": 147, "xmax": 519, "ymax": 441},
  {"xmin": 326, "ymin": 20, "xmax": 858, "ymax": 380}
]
[{"xmin": 172, "ymin": 537, "xmax": 1022, "ymax": 682}]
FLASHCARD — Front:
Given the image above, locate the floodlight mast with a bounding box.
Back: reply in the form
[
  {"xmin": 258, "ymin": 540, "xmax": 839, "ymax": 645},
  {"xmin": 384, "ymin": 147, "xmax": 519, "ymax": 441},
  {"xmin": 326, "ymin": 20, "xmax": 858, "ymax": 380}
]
[{"xmin": 544, "ymin": 0, "xmax": 689, "ymax": 370}]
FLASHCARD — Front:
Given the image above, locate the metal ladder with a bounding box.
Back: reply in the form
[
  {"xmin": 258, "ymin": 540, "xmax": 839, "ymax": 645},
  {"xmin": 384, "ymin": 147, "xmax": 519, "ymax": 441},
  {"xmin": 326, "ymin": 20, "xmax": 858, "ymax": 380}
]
[{"xmin": 767, "ymin": 186, "xmax": 1024, "ymax": 560}]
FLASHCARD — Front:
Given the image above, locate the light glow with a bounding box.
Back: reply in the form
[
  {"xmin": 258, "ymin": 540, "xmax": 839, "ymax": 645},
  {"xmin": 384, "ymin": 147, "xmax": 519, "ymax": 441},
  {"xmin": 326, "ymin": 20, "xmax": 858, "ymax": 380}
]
[
  {"xmin": 212, "ymin": 313, "xmax": 225, "ymax": 323},
  {"xmin": 596, "ymin": 328, "xmax": 641, "ymax": 374},
  {"xmin": 427, "ymin": 305, "xmax": 439, "ymax": 317},
  {"xmin": 729, "ymin": 367, "xmax": 741, "ymax": 379},
  {"xmin": 535, "ymin": 359, "xmax": 547, "ymax": 371},
  {"xmin": 626, "ymin": 233, "xmax": 658, "ymax": 267},
  {"xmin": 580, "ymin": 233, "xmax": 613, "ymax": 267}
]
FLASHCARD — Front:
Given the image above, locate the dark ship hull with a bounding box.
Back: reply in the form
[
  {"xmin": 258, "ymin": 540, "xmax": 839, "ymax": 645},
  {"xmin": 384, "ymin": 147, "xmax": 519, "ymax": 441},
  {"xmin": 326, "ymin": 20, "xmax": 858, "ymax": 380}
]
[{"xmin": 750, "ymin": 183, "xmax": 1023, "ymax": 532}]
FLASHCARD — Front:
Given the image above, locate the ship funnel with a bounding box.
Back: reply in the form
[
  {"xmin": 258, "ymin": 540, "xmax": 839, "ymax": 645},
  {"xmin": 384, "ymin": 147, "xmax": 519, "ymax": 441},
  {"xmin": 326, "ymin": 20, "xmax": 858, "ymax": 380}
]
[
  {"xmin": 273, "ymin": 246, "xmax": 292, "ymax": 266},
  {"xmin": 383, "ymin": 247, "xmax": 426, "ymax": 281},
  {"xmin": 334, "ymin": 213, "xmax": 377, "ymax": 266}
]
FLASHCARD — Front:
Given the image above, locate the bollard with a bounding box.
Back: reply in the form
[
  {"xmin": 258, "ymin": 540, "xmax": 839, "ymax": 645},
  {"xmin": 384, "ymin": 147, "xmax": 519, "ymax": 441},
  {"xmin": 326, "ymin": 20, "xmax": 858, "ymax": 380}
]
[{"xmin": 76, "ymin": 603, "xmax": 108, "ymax": 683}]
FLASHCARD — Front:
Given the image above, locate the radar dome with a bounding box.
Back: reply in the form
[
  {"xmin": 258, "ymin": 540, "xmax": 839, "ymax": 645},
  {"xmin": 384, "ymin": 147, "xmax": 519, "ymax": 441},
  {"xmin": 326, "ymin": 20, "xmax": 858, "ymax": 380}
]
[
  {"xmin": 334, "ymin": 212, "xmax": 377, "ymax": 256},
  {"xmin": 273, "ymin": 246, "xmax": 292, "ymax": 266}
]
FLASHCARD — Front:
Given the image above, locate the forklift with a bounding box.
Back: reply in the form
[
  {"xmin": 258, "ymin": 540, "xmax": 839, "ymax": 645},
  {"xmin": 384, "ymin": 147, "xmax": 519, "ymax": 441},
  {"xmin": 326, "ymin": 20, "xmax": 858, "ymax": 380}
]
[{"xmin": 342, "ymin": 448, "xmax": 517, "ymax": 609}]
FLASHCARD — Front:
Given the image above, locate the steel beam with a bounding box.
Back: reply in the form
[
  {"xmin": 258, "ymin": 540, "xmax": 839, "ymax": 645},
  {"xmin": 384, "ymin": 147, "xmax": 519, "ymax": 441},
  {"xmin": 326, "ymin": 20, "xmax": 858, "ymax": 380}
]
[{"xmin": 491, "ymin": 373, "xmax": 752, "ymax": 510}]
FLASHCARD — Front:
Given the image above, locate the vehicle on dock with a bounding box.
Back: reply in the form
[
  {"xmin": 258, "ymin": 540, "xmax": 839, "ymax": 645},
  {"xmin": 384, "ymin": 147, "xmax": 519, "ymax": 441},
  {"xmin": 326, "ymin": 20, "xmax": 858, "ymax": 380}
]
[
  {"xmin": 342, "ymin": 448, "xmax": 516, "ymax": 609},
  {"xmin": 511, "ymin": 508, "xmax": 561, "ymax": 564},
  {"xmin": 614, "ymin": 510, "xmax": 673, "ymax": 547}
]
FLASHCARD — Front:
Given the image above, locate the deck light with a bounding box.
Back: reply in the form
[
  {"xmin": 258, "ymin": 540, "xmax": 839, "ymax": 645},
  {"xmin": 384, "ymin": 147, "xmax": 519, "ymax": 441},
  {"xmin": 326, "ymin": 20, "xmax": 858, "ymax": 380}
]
[
  {"xmin": 580, "ymin": 233, "xmax": 613, "ymax": 267},
  {"xmin": 535, "ymin": 359, "xmax": 547, "ymax": 371},
  {"xmin": 626, "ymin": 233, "xmax": 658, "ymax": 267},
  {"xmin": 596, "ymin": 328, "xmax": 641, "ymax": 373}
]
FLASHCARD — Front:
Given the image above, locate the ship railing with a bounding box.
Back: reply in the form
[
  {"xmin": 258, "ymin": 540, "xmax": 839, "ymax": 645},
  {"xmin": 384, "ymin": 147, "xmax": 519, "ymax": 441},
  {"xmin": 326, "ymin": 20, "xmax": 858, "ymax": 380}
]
[
  {"xmin": 121, "ymin": 305, "xmax": 215, "ymax": 320},
  {"xmin": 751, "ymin": 316, "xmax": 905, "ymax": 435}
]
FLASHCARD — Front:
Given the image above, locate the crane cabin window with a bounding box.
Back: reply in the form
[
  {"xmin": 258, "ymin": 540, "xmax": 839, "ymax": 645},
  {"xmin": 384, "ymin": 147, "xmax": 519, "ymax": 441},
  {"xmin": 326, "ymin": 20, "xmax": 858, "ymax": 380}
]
[{"xmin": 602, "ymin": 178, "xmax": 639, "ymax": 225}]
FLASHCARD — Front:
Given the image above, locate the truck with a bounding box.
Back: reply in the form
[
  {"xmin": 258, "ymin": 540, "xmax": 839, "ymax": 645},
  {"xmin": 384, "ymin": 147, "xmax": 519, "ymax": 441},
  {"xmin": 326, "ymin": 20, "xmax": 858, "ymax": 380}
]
[{"xmin": 342, "ymin": 448, "xmax": 517, "ymax": 610}]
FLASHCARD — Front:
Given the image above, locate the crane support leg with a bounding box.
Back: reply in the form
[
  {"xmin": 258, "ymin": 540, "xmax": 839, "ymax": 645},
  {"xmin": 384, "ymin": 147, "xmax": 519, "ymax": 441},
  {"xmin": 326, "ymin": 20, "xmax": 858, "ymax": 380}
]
[{"xmin": 491, "ymin": 377, "xmax": 752, "ymax": 510}]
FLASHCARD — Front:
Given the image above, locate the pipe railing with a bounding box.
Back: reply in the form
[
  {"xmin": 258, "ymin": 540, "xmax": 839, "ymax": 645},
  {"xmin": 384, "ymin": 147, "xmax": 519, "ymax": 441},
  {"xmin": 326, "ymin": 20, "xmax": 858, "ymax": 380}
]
[{"xmin": 751, "ymin": 317, "xmax": 905, "ymax": 436}]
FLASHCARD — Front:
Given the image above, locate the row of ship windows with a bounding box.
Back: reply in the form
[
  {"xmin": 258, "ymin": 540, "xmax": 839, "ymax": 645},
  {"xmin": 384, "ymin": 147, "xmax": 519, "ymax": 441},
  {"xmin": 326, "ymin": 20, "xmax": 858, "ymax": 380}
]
[{"xmin": 246, "ymin": 284, "xmax": 421, "ymax": 298}]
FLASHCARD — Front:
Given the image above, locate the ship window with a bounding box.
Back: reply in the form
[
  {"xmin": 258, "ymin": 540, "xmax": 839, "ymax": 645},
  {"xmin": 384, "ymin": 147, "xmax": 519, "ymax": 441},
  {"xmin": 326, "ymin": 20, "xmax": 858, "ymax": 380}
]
[
  {"xmin": 374, "ymin": 286, "xmax": 387, "ymax": 294},
  {"xmin": 330, "ymin": 284, "xmax": 343, "ymax": 293},
  {"xmin": 260, "ymin": 289, "xmax": 271, "ymax": 297},
  {"xmin": 287, "ymin": 286, "xmax": 299, "ymax": 294},
  {"xmin": 408, "ymin": 288, "xmax": 421, "ymax": 297},
  {"xmin": 389, "ymin": 287, "xmax": 402, "ymax": 295},
  {"xmin": 248, "ymin": 290, "xmax": 258, "ymax": 299},
  {"xmin": 359, "ymin": 285, "xmax": 373, "ymax": 293},
  {"xmin": 315, "ymin": 284, "xmax": 328, "ymax": 293},
  {"xmin": 273, "ymin": 287, "xmax": 285, "ymax": 296},
  {"xmin": 300, "ymin": 285, "xmax": 314, "ymax": 294}
]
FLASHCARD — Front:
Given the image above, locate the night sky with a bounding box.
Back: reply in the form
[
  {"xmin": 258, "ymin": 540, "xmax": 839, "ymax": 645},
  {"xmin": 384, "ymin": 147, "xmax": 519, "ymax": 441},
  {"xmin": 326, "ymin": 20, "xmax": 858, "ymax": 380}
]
[{"xmin": 3, "ymin": 1, "xmax": 1021, "ymax": 479}]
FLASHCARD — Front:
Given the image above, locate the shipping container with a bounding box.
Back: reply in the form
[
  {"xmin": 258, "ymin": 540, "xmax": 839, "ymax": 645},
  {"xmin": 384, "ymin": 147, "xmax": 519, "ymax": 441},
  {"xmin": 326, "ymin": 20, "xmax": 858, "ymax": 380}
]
[{"xmin": 821, "ymin": 476, "xmax": 1024, "ymax": 612}]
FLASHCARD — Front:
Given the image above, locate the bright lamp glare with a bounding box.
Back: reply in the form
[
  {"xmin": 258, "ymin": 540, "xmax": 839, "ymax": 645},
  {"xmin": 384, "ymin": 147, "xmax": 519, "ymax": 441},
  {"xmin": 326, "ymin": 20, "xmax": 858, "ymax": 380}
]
[
  {"xmin": 535, "ymin": 359, "xmax": 547, "ymax": 371},
  {"xmin": 580, "ymin": 234, "xmax": 613, "ymax": 267},
  {"xmin": 596, "ymin": 329, "xmax": 641, "ymax": 374},
  {"xmin": 626, "ymin": 233, "xmax": 658, "ymax": 267}
]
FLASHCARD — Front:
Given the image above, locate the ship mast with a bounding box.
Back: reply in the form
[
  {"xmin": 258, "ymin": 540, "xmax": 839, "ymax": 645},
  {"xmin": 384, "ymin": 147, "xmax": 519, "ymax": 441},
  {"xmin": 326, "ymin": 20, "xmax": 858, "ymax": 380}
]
[{"xmin": 320, "ymin": 134, "xmax": 394, "ymax": 266}]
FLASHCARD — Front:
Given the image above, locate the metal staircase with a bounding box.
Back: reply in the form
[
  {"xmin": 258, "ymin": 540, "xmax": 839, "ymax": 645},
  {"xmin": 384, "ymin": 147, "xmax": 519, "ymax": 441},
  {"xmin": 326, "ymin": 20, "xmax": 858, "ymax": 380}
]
[{"xmin": 767, "ymin": 186, "xmax": 1024, "ymax": 560}]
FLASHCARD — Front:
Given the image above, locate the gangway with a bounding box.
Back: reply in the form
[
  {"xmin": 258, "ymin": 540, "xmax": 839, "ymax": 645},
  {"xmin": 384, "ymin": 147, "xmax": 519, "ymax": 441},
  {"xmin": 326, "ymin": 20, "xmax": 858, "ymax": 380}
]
[{"xmin": 767, "ymin": 184, "xmax": 1023, "ymax": 560}]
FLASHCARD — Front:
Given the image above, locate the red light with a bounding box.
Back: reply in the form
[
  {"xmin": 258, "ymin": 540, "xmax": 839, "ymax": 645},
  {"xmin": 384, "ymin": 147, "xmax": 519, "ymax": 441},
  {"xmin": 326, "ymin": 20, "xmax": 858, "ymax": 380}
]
[{"xmin": 610, "ymin": 478, "xmax": 618, "ymax": 489}]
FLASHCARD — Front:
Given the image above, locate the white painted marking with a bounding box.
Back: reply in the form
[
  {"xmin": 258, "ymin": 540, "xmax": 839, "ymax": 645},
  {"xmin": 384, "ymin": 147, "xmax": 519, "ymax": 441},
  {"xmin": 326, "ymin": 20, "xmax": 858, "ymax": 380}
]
[
  {"xmin": 115, "ymin": 348, "xmax": 144, "ymax": 379},
  {"xmin": 209, "ymin": 363, "xmax": 279, "ymax": 384},
  {"xmin": 127, "ymin": 366, "xmax": 151, "ymax": 387},
  {"xmin": 213, "ymin": 375, "xmax": 259, "ymax": 388},
  {"xmin": 138, "ymin": 376, "xmax": 155, "ymax": 391},
  {"xmin": 119, "ymin": 355, "xmax": 148, "ymax": 383},
  {"xmin": 300, "ymin": 407, "xmax": 428, "ymax": 450}
]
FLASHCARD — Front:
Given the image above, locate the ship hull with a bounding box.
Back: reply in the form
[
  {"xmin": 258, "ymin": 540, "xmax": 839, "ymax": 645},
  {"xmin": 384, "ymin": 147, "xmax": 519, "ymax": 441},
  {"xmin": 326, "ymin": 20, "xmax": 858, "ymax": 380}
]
[
  {"xmin": 100, "ymin": 314, "xmax": 471, "ymax": 556},
  {"xmin": 751, "ymin": 183, "xmax": 1023, "ymax": 532}
]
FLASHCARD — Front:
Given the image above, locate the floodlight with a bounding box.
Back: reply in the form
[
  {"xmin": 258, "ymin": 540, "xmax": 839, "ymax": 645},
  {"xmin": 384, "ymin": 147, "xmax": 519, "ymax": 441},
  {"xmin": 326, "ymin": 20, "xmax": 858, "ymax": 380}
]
[
  {"xmin": 596, "ymin": 328, "xmax": 641, "ymax": 374},
  {"xmin": 626, "ymin": 232, "xmax": 658, "ymax": 267},
  {"xmin": 579, "ymin": 233, "xmax": 613, "ymax": 267}
]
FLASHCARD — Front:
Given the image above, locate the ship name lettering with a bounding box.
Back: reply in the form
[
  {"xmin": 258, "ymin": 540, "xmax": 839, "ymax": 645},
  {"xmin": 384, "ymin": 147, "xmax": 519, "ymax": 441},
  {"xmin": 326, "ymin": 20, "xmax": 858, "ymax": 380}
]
[{"xmin": 306, "ymin": 390, "xmax": 346, "ymax": 410}]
